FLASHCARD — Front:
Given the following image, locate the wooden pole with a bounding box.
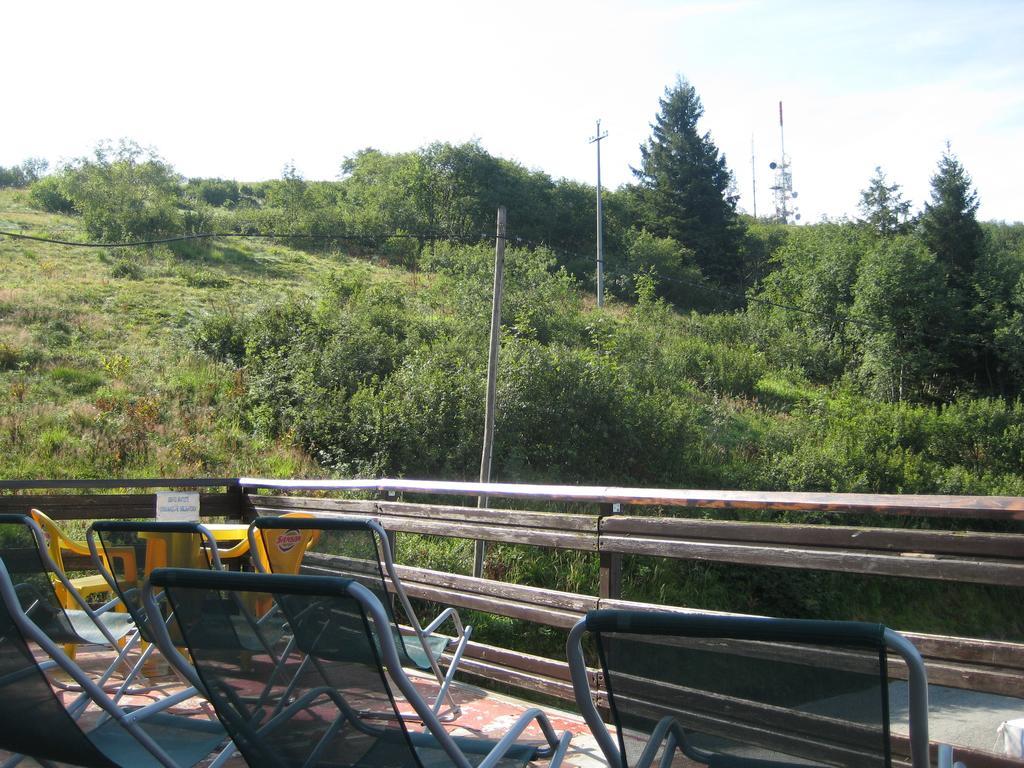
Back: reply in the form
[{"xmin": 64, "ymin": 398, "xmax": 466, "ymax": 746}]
[{"xmin": 475, "ymin": 206, "xmax": 507, "ymax": 577}]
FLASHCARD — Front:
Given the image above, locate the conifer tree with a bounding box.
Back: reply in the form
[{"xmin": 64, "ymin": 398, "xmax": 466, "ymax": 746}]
[
  {"xmin": 632, "ymin": 77, "xmax": 741, "ymax": 286},
  {"xmin": 858, "ymin": 166, "xmax": 912, "ymax": 236},
  {"xmin": 919, "ymin": 145, "xmax": 988, "ymax": 389},
  {"xmin": 919, "ymin": 145, "xmax": 983, "ymax": 296}
]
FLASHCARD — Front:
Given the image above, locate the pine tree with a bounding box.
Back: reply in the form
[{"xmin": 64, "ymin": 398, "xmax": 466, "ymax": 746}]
[
  {"xmin": 919, "ymin": 145, "xmax": 988, "ymax": 390},
  {"xmin": 919, "ymin": 145, "xmax": 983, "ymax": 296},
  {"xmin": 632, "ymin": 77, "xmax": 742, "ymax": 286},
  {"xmin": 858, "ymin": 166, "xmax": 912, "ymax": 236}
]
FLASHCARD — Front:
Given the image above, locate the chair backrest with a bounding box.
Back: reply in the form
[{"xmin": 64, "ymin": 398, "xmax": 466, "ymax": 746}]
[
  {"xmin": 248, "ymin": 516, "xmax": 414, "ymax": 646},
  {"xmin": 569, "ymin": 610, "xmax": 931, "ymax": 768},
  {"xmin": 0, "ymin": 514, "xmax": 91, "ymax": 644},
  {"xmin": 147, "ymin": 568, "xmax": 468, "ymax": 768},
  {"xmin": 0, "ymin": 558, "xmax": 119, "ymax": 768},
  {"xmin": 89, "ymin": 520, "xmax": 221, "ymax": 643},
  {"xmin": 247, "ymin": 512, "xmax": 319, "ymax": 575},
  {"xmin": 29, "ymin": 507, "xmax": 82, "ymax": 573}
]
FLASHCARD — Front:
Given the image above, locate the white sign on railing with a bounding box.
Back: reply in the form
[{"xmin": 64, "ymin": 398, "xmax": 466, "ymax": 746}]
[{"xmin": 156, "ymin": 491, "xmax": 200, "ymax": 522}]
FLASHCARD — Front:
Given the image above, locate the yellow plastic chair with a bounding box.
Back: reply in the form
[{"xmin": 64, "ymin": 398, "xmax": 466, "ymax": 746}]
[
  {"xmin": 247, "ymin": 512, "xmax": 319, "ymax": 574},
  {"xmin": 30, "ymin": 508, "xmax": 137, "ymax": 657}
]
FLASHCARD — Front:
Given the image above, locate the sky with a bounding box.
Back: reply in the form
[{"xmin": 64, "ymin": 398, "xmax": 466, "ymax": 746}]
[{"xmin": 3, "ymin": 0, "xmax": 1022, "ymax": 223}]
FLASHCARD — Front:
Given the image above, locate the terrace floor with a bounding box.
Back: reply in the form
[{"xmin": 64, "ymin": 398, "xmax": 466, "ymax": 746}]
[
  {"xmin": 6, "ymin": 645, "xmax": 1021, "ymax": 767},
  {"xmin": 4, "ymin": 646, "xmax": 607, "ymax": 768}
]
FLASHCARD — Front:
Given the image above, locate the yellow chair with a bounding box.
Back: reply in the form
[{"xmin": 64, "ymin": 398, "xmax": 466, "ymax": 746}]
[
  {"xmin": 247, "ymin": 512, "xmax": 319, "ymax": 574},
  {"xmin": 30, "ymin": 508, "xmax": 137, "ymax": 657}
]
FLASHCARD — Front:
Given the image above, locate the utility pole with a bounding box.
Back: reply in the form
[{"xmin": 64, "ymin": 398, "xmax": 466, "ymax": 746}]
[
  {"xmin": 475, "ymin": 206, "xmax": 506, "ymax": 578},
  {"xmin": 589, "ymin": 120, "xmax": 608, "ymax": 307},
  {"xmin": 751, "ymin": 134, "xmax": 758, "ymax": 219}
]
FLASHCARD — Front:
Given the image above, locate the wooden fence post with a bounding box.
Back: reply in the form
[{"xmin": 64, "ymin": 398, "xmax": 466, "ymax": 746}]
[{"xmin": 599, "ymin": 502, "xmax": 622, "ymax": 600}]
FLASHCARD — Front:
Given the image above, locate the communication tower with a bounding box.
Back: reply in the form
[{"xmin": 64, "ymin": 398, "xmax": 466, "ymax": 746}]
[{"xmin": 769, "ymin": 101, "xmax": 800, "ymax": 223}]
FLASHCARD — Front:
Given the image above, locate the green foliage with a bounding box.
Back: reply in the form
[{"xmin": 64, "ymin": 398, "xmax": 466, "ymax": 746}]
[
  {"xmin": 738, "ymin": 218, "xmax": 789, "ymax": 287},
  {"xmin": 59, "ymin": 139, "xmax": 184, "ymax": 241},
  {"xmin": 752, "ymin": 222, "xmax": 870, "ymax": 380},
  {"xmin": 610, "ymin": 228, "xmax": 707, "ymax": 309},
  {"xmin": 850, "ymin": 236, "xmax": 955, "ymax": 401},
  {"xmin": 858, "ymin": 166, "xmax": 913, "ymax": 236},
  {"xmin": 632, "ymin": 77, "xmax": 743, "ymax": 286},
  {"xmin": 0, "ymin": 158, "xmax": 48, "ymax": 188},
  {"xmin": 919, "ymin": 146, "xmax": 984, "ymax": 295},
  {"xmin": 189, "ymin": 308, "xmax": 250, "ymax": 367},
  {"xmin": 109, "ymin": 257, "xmax": 145, "ymax": 280},
  {"xmin": 423, "ymin": 242, "xmax": 584, "ymax": 345},
  {"xmin": 185, "ymin": 177, "xmax": 240, "ymax": 207},
  {"xmin": 29, "ymin": 174, "xmax": 76, "ymax": 213}
]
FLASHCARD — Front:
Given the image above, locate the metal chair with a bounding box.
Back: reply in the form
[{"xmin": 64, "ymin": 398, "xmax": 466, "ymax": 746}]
[
  {"xmin": 0, "ymin": 524, "xmax": 226, "ymax": 768},
  {"xmin": 144, "ymin": 567, "xmax": 571, "ymax": 768},
  {"xmin": 568, "ymin": 609, "xmax": 949, "ymax": 768},
  {"xmin": 30, "ymin": 508, "xmax": 136, "ymax": 658},
  {"xmin": 0, "ymin": 514, "xmax": 137, "ymax": 691},
  {"xmin": 248, "ymin": 514, "xmax": 472, "ymax": 720}
]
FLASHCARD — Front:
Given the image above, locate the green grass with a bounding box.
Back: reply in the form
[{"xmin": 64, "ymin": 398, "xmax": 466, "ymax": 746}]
[{"xmin": 0, "ymin": 188, "xmax": 337, "ymax": 479}]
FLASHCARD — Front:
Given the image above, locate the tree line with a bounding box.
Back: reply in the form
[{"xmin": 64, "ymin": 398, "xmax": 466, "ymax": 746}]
[{"xmin": 11, "ymin": 77, "xmax": 1024, "ymax": 404}]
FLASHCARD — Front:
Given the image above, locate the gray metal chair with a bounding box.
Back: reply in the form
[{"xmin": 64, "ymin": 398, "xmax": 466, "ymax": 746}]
[
  {"xmin": 0, "ymin": 545, "xmax": 226, "ymax": 768},
  {"xmin": 0, "ymin": 514, "xmax": 138, "ymax": 697},
  {"xmin": 88, "ymin": 520, "xmax": 258, "ymax": 768},
  {"xmin": 248, "ymin": 514, "xmax": 472, "ymax": 720},
  {"xmin": 144, "ymin": 567, "xmax": 571, "ymax": 768},
  {"xmin": 568, "ymin": 609, "xmax": 945, "ymax": 768}
]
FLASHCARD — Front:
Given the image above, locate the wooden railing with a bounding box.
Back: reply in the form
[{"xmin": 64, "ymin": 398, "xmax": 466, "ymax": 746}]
[{"xmin": 2, "ymin": 477, "xmax": 1022, "ymax": 766}]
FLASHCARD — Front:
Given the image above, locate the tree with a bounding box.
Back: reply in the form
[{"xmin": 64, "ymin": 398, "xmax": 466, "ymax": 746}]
[
  {"xmin": 919, "ymin": 145, "xmax": 983, "ymax": 296},
  {"xmin": 858, "ymin": 166, "xmax": 912, "ymax": 236},
  {"xmin": 751, "ymin": 222, "xmax": 870, "ymax": 381},
  {"xmin": 632, "ymin": 77, "xmax": 742, "ymax": 286},
  {"xmin": 60, "ymin": 140, "xmax": 184, "ymax": 240},
  {"xmin": 0, "ymin": 157, "xmax": 48, "ymax": 188},
  {"xmin": 850, "ymin": 236, "xmax": 955, "ymax": 402},
  {"xmin": 918, "ymin": 146, "xmax": 987, "ymax": 388}
]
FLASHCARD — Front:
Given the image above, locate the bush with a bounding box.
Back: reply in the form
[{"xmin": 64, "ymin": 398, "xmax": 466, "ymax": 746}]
[
  {"xmin": 58, "ymin": 139, "xmax": 184, "ymax": 241},
  {"xmin": 189, "ymin": 309, "xmax": 249, "ymax": 367},
  {"xmin": 29, "ymin": 175, "xmax": 76, "ymax": 213},
  {"xmin": 110, "ymin": 258, "xmax": 144, "ymax": 279}
]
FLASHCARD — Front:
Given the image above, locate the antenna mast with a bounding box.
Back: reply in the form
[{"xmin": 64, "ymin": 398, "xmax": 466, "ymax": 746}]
[
  {"xmin": 769, "ymin": 101, "xmax": 800, "ymax": 223},
  {"xmin": 751, "ymin": 135, "xmax": 757, "ymax": 219}
]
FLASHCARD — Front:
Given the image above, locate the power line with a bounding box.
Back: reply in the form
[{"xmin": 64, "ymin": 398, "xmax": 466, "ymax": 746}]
[
  {"xmin": 1, "ymin": 224, "xmax": 1016, "ymax": 357},
  {"xmin": 0, "ymin": 228, "xmax": 492, "ymax": 248}
]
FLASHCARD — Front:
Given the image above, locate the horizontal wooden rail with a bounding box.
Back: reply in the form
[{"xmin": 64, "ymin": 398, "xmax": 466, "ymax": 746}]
[
  {"xmin": 0, "ymin": 492, "xmax": 241, "ymax": 520},
  {"xmin": 601, "ymin": 516, "xmax": 1024, "ymax": 586},
  {"xmin": 0, "ymin": 479, "xmax": 236, "ymax": 490},
  {"xmin": 246, "ymin": 495, "xmax": 599, "ymax": 550},
  {"xmin": 239, "ymin": 476, "xmax": 1024, "ymax": 520}
]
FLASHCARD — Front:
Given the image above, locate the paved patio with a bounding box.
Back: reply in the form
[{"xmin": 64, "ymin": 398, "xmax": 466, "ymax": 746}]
[{"xmin": 2, "ymin": 646, "xmax": 608, "ymax": 768}]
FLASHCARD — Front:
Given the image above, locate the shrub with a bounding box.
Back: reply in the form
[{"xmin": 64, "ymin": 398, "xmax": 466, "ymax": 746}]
[
  {"xmin": 59, "ymin": 139, "xmax": 184, "ymax": 241},
  {"xmin": 189, "ymin": 309, "xmax": 249, "ymax": 367},
  {"xmin": 110, "ymin": 258, "xmax": 144, "ymax": 279},
  {"xmin": 29, "ymin": 175, "xmax": 76, "ymax": 213}
]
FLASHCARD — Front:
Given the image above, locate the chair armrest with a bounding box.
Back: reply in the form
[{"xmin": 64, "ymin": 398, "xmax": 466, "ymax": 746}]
[
  {"xmin": 476, "ymin": 707, "xmax": 570, "ymax": 768},
  {"xmin": 423, "ymin": 606, "xmax": 465, "ymax": 636},
  {"xmin": 216, "ymin": 539, "xmax": 251, "ymax": 561}
]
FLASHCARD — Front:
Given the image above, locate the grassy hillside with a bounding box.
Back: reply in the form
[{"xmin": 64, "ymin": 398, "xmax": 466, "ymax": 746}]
[
  {"xmin": 2, "ymin": 186, "xmax": 1021, "ymax": 647},
  {"xmin": 0, "ymin": 187, "xmax": 340, "ymax": 478}
]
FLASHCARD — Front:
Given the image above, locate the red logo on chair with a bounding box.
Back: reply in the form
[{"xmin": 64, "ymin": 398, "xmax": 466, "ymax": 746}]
[{"xmin": 276, "ymin": 530, "xmax": 303, "ymax": 553}]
